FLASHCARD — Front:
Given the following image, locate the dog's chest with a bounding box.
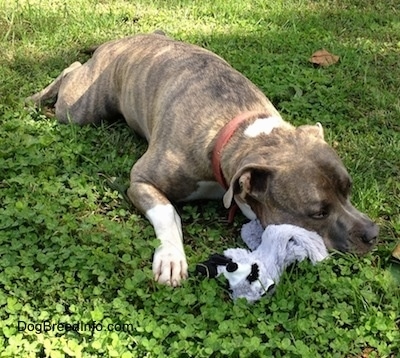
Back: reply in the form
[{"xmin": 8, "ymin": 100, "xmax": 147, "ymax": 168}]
[{"xmin": 182, "ymin": 181, "xmax": 225, "ymax": 201}]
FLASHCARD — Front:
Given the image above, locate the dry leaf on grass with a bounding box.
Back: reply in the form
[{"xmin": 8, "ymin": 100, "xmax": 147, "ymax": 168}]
[
  {"xmin": 361, "ymin": 347, "xmax": 375, "ymax": 358},
  {"xmin": 392, "ymin": 243, "xmax": 400, "ymax": 261},
  {"xmin": 309, "ymin": 49, "xmax": 339, "ymax": 67}
]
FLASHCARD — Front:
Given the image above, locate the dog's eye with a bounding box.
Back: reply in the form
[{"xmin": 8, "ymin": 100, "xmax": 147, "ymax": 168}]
[
  {"xmin": 309, "ymin": 202, "xmax": 330, "ymax": 219},
  {"xmin": 310, "ymin": 208, "xmax": 329, "ymax": 219}
]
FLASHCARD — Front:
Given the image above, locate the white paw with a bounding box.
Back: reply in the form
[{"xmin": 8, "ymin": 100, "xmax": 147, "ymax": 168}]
[{"xmin": 152, "ymin": 244, "xmax": 188, "ymax": 287}]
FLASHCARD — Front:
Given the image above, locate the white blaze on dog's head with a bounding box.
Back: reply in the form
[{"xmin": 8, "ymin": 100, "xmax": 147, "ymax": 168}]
[{"xmin": 243, "ymin": 116, "xmax": 285, "ymax": 137}]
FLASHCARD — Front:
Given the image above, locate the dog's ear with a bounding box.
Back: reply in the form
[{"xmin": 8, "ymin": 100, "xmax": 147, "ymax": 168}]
[
  {"xmin": 297, "ymin": 122, "xmax": 324, "ymax": 139},
  {"xmin": 223, "ymin": 166, "xmax": 273, "ymax": 208},
  {"xmin": 315, "ymin": 122, "xmax": 324, "ymax": 138}
]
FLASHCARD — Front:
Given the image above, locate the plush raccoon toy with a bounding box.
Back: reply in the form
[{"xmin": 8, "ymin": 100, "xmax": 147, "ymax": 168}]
[{"xmin": 196, "ymin": 220, "xmax": 329, "ymax": 303}]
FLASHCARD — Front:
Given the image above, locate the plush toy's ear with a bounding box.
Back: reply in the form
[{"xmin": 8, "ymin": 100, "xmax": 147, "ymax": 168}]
[
  {"xmin": 223, "ymin": 165, "xmax": 274, "ymax": 209},
  {"xmin": 196, "ymin": 254, "xmax": 233, "ymax": 278},
  {"xmin": 241, "ymin": 219, "xmax": 264, "ymax": 250}
]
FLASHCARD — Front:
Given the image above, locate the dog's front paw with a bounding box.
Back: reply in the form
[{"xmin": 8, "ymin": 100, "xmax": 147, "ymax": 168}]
[{"xmin": 152, "ymin": 244, "xmax": 188, "ymax": 287}]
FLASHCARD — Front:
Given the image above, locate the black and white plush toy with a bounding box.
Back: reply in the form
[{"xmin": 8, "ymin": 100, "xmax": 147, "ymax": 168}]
[{"xmin": 196, "ymin": 220, "xmax": 329, "ymax": 303}]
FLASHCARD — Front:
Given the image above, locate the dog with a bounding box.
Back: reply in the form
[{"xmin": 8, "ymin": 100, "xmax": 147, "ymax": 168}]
[{"xmin": 26, "ymin": 32, "xmax": 379, "ymax": 286}]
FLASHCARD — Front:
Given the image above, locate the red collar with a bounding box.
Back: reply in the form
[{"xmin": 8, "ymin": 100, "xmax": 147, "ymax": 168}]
[
  {"xmin": 212, "ymin": 111, "xmax": 262, "ymax": 189},
  {"xmin": 212, "ymin": 111, "xmax": 262, "ymax": 222}
]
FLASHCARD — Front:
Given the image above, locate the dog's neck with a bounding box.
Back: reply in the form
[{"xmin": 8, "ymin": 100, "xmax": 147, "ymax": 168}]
[{"xmin": 212, "ymin": 111, "xmax": 264, "ymax": 190}]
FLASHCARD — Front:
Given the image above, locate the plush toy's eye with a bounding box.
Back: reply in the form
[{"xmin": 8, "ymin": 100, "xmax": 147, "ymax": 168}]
[
  {"xmin": 246, "ymin": 263, "xmax": 259, "ymax": 282},
  {"xmin": 226, "ymin": 262, "xmax": 239, "ymax": 272}
]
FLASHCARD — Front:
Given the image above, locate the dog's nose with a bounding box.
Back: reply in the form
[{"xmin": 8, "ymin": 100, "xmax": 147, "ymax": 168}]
[
  {"xmin": 361, "ymin": 224, "xmax": 379, "ymax": 245},
  {"xmin": 362, "ymin": 234, "xmax": 376, "ymax": 245}
]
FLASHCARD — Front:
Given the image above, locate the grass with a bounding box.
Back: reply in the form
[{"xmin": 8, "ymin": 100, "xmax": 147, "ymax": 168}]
[{"xmin": 0, "ymin": 0, "xmax": 399, "ymax": 357}]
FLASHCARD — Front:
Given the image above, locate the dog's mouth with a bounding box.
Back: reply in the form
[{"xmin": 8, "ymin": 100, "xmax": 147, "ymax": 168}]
[
  {"xmin": 346, "ymin": 236, "xmax": 378, "ymax": 255},
  {"xmin": 328, "ymin": 239, "xmax": 376, "ymax": 255},
  {"xmin": 325, "ymin": 222, "xmax": 379, "ymax": 255},
  {"xmin": 351, "ymin": 220, "xmax": 379, "ymax": 253}
]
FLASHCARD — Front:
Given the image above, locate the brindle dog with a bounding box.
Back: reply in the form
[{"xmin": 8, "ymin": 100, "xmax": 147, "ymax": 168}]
[{"xmin": 27, "ymin": 32, "xmax": 378, "ymax": 286}]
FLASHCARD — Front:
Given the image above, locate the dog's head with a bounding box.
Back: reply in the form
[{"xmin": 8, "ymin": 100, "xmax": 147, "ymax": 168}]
[{"xmin": 224, "ymin": 124, "xmax": 378, "ymax": 255}]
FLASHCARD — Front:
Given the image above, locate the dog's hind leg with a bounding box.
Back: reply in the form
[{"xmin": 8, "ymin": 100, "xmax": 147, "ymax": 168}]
[{"xmin": 25, "ymin": 61, "xmax": 82, "ymax": 107}]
